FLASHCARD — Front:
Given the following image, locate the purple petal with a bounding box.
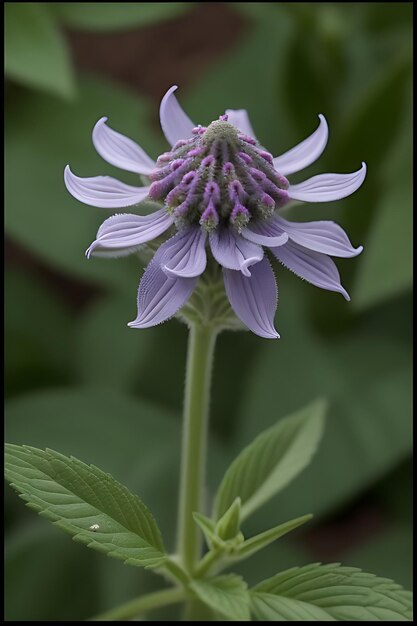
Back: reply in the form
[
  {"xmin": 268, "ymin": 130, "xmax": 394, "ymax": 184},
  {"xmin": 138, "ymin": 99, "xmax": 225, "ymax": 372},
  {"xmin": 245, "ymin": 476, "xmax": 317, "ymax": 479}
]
[
  {"xmin": 159, "ymin": 85, "xmax": 195, "ymax": 147},
  {"xmin": 128, "ymin": 250, "xmax": 197, "ymax": 329},
  {"xmin": 161, "ymin": 227, "xmax": 207, "ymax": 278},
  {"xmin": 225, "ymin": 109, "xmax": 257, "ymax": 139},
  {"xmin": 275, "ymin": 216, "xmax": 363, "ymax": 258},
  {"xmin": 288, "ymin": 162, "xmax": 367, "ymax": 202},
  {"xmin": 273, "ymin": 114, "xmax": 328, "ymax": 176},
  {"xmin": 86, "ymin": 209, "xmax": 174, "ymax": 258},
  {"xmin": 64, "ymin": 166, "xmax": 150, "ymax": 208},
  {"xmin": 223, "ymin": 258, "xmax": 279, "ymax": 339},
  {"xmin": 241, "ymin": 216, "xmax": 289, "ymax": 248},
  {"xmin": 92, "ymin": 117, "xmax": 156, "ymax": 175},
  {"xmin": 271, "ymin": 240, "xmax": 350, "ymax": 300},
  {"xmin": 209, "ymin": 227, "xmax": 263, "ymax": 276}
]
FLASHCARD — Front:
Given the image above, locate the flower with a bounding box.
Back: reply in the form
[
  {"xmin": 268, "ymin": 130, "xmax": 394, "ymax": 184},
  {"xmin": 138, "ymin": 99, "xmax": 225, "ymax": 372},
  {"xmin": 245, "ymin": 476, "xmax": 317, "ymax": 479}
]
[{"xmin": 64, "ymin": 85, "xmax": 366, "ymax": 339}]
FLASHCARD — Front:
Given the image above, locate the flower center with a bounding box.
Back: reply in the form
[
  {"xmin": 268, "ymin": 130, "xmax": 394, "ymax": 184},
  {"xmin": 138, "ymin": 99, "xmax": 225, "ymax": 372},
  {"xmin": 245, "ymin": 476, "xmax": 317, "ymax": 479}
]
[{"xmin": 148, "ymin": 116, "xmax": 289, "ymax": 232}]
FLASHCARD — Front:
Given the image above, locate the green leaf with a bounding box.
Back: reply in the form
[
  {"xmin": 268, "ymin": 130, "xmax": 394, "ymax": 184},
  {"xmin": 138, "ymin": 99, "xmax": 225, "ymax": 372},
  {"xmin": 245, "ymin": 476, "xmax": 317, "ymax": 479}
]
[
  {"xmin": 237, "ymin": 280, "xmax": 412, "ymax": 526},
  {"xmin": 49, "ymin": 2, "xmax": 193, "ymax": 31},
  {"xmin": 5, "ymin": 520, "xmax": 100, "ymax": 621},
  {"xmin": 214, "ymin": 399, "xmax": 326, "ymax": 521},
  {"xmin": 236, "ymin": 514, "xmax": 312, "ymax": 561},
  {"xmin": 5, "ymin": 444, "xmax": 166, "ymax": 568},
  {"xmin": 74, "ymin": 293, "xmax": 155, "ymax": 390},
  {"xmin": 190, "ymin": 575, "xmax": 251, "ymax": 622},
  {"xmin": 185, "ymin": 8, "xmax": 295, "ymax": 153},
  {"xmin": 353, "ymin": 104, "xmax": 412, "ymax": 309},
  {"xmin": 251, "ymin": 563, "xmax": 413, "ymax": 621},
  {"xmin": 5, "ymin": 269, "xmax": 74, "ymax": 397},
  {"xmin": 5, "ymin": 3, "xmax": 74, "ymax": 98},
  {"xmin": 251, "ymin": 593, "xmax": 335, "ymax": 621},
  {"xmin": 5, "ymin": 75, "xmax": 162, "ymax": 289},
  {"xmin": 5, "ymin": 387, "xmax": 189, "ymax": 620}
]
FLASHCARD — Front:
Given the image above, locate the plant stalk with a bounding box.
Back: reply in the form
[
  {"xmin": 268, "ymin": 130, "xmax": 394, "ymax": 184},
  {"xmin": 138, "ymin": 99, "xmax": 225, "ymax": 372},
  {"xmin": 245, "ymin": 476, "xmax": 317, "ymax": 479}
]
[
  {"xmin": 176, "ymin": 323, "xmax": 217, "ymax": 574},
  {"xmin": 90, "ymin": 588, "xmax": 186, "ymax": 621}
]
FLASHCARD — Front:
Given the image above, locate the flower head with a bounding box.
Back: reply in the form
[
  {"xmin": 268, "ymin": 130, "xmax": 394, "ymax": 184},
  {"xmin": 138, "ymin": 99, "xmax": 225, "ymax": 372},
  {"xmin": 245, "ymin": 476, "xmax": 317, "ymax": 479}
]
[{"xmin": 64, "ymin": 85, "xmax": 366, "ymax": 339}]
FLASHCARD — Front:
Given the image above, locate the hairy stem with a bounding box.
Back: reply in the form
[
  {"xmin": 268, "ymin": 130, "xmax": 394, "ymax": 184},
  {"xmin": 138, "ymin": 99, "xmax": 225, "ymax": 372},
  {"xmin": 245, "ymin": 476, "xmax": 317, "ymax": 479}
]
[
  {"xmin": 177, "ymin": 323, "xmax": 217, "ymax": 574},
  {"xmin": 90, "ymin": 588, "xmax": 186, "ymax": 621}
]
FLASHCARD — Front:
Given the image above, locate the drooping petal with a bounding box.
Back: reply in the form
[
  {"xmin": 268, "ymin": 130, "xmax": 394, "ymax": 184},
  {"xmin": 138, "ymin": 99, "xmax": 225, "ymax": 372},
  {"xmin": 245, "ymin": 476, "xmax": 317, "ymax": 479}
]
[
  {"xmin": 159, "ymin": 85, "xmax": 195, "ymax": 147},
  {"xmin": 288, "ymin": 162, "xmax": 367, "ymax": 202},
  {"xmin": 209, "ymin": 227, "xmax": 263, "ymax": 276},
  {"xmin": 92, "ymin": 117, "xmax": 156, "ymax": 175},
  {"xmin": 223, "ymin": 258, "xmax": 279, "ymax": 339},
  {"xmin": 275, "ymin": 215, "xmax": 363, "ymax": 257},
  {"xmin": 161, "ymin": 227, "xmax": 207, "ymax": 278},
  {"xmin": 225, "ymin": 109, "xmax": 257, "ymax": 139},
  {"xmin": 273, "ymin": 114, "xmax": 328, "ymax": 176},
  {"xmin": 241, "ymin": 216, "xmax": 289, "ymax": 248},
  {"xmin": 64, "ymin": 166, "xmax": 150, "ymax": 208},
  {"xmin": 128, "ymin": 250, "xmax": 197, "ymax": 329},
  {"xmin": 86, "ymin": 209, "xmax": 174, "ymax": 258},
  {"xmin": 271, "ymin": 240, "xmax": 350, "ymax": 300}
]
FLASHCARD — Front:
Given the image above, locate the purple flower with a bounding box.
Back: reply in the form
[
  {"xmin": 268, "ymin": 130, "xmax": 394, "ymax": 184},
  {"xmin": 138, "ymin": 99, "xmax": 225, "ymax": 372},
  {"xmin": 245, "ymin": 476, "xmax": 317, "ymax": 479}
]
[{"xmin": 64, "ymin": 85, "xmax": 366, "ymax": 339}]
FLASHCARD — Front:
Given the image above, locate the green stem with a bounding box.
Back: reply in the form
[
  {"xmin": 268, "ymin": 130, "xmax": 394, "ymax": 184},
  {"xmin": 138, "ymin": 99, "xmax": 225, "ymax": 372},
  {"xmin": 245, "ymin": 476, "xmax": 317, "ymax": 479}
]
[
  {"xmin": 194, "ymin": 549, "xmax": 224, "ymax": 578},
  {"xmin": 177, "ymin": 323, "xmax": 217, "ymax": 574},
  {"xmin": 90, "ymin": 588, "xmax": 186, "ymax": 621}
]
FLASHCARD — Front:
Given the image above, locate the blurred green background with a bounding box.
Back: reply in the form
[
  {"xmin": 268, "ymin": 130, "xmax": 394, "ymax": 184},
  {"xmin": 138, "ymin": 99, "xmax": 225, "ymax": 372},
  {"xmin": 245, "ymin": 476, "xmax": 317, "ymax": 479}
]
[{"xmin": 5, "ymin": 2, "xmax": 412, "ymax": 620}]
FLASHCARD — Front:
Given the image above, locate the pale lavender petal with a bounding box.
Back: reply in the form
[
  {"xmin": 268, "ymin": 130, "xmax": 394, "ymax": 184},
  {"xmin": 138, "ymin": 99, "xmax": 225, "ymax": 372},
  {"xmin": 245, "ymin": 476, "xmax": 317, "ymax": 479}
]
[
  {"xmin": 209, "ymin": 227, "xmax": 263, "ymax": 276},
  {"xmin": 159, "ymin": 85, "xmax": 195, "ymax": 147},
  {"xmin": 161, "ymin": 227, "xmax": 207, "ymax": 278},
  {"xmin": 225, "ymin": 109, "xmax": 257, "ymax": 139},
  {"xmin": 273, "ymin": 114, "xmax": 328, "ymax": 176},
  {"xmin": 64, "ymin": 166, "xmax": 150, "ymax": 208},
  {"xmin": 128, "ymin": 249, "xmax": 196, "ymax": 329},
  {"xmin": 92, "ymin": 117, "xmax": 156, "ymax": 175},
  {"xmin": 288, "ymin": 162, "xmax": 367, "ymax": 202},
  {"xmin": 86, "ymin": 209, "xmax": 174, "ymax": 258},
  {"xmin": 223, "ymin": 258, "xmax": 279, "ymax": 339},
  {"xmin": 275, "ymin": 215, "xmax": 363, "ymax": 258},
  {"xmin": 271, "ymin": 240, "xmax": 350, "ymax": 300},
  {"xmin": 241, "ymin": 216, "xmax": 289, "ymax": 248}
]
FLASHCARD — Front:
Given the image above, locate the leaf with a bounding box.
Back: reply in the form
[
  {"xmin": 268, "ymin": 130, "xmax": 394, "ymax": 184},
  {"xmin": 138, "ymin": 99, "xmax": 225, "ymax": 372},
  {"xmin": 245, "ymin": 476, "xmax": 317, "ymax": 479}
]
[
  {"xmin": 5, "ymin": 75, "xmax": 162, "ymax": 289},
  {"xmin": 5, "ymin": 387, "xmax": 188, "ymax": 620},
  {"xmin": 5, "ymin": 520, "xmax": 100, "ymax": 621},
  {"xmin": 5, "ymin": 444, "xmax": 166, "ymax": 568},
  {"xmin": 184, "ymin": 8, "xmax": 296, "ymax": 153},
  {"xmin": 5, "ymin": 269, "xmax": 74, "ymax": 397},
  {"xmin": 237, "ymin": 279, "xmax": 412, "ymax": 527},
  {"xmin": 5, "ymin": 3, "xmax": 74, "ymax": 98},
  {"xmin": 353, "ymin": 104, "xmax": 412, "ymax": 309},
  {"xmin": 74, "ymin": 293, "xmax": 154, "ymax": 390},
  {"xmin": 214, "ymin": 399, "xmax": 326, "ymax": 521},
  {"xmin": 190, "ymin": 575, "xmax": 251, "ymax": 622},
  {"xmin": 49, "ymin": 2, "xmax": 193, "ymax": 31},
  {"xmin": 251, "ymin": 563, "xmax": 413, "ymax": 621},
  {"xmin": 235, "ymin": 514, "xmax": 312, "ymax": 561},
  {"xmin": 251, "ymin": 593, "xmax": 335, "ymax": 621}
]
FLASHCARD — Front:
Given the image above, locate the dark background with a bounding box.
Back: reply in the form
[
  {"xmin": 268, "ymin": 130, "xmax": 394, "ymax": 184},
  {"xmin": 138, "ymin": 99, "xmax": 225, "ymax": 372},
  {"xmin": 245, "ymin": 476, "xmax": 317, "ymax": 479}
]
[{"xmin": 5, "ymin": 2, "xmax": 412, "ymax": 620}]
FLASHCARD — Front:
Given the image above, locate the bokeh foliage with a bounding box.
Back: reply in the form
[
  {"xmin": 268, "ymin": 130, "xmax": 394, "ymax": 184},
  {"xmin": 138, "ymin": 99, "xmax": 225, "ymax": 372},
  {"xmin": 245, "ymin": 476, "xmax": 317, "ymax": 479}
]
[{"xmin": 5, "ymin": 2, "xmax": 412, "ymax": 621}]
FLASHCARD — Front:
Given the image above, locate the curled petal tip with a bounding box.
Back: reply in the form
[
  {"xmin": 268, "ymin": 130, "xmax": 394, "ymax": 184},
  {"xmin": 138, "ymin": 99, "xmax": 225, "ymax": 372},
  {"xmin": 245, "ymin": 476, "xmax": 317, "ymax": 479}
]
[
  {"xmin": 240, "ymin": 256, "xmax": 261, "ymax": 277},
  {"xmin": 341, "ymin": 289, "xmax": 351, "ymax": 302}
]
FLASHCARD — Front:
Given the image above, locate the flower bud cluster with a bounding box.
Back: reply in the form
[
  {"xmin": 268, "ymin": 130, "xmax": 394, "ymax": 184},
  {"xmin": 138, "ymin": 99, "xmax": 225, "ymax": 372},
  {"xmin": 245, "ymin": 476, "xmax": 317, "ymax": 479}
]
[{"xmin": 148, "ymin": 117, "xmax": 289, "ymax": 233}]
